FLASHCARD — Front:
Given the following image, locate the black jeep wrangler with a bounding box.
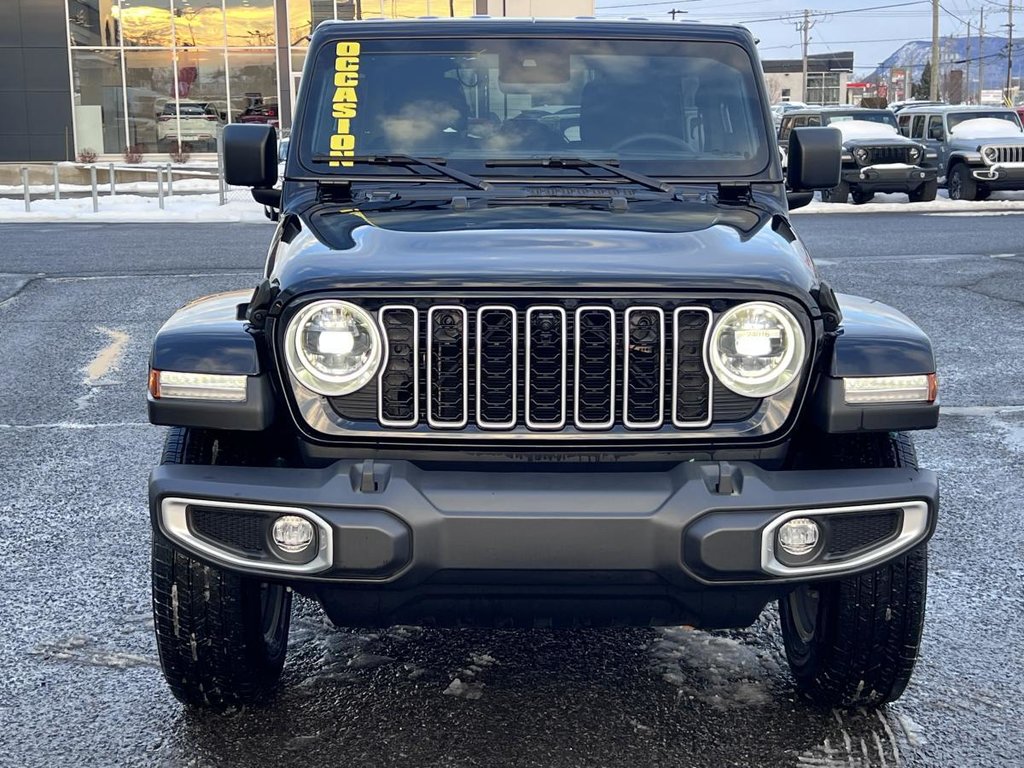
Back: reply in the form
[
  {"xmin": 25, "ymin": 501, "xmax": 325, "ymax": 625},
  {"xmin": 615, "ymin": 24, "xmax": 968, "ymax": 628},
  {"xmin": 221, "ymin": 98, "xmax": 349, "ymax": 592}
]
[
  {"xmin": 146, "ymin": 18, "xmax": 940, "ymax": 710},
  {"xmin": 779, "ymin": 107, "xmax": 938, "ymax": 203}
]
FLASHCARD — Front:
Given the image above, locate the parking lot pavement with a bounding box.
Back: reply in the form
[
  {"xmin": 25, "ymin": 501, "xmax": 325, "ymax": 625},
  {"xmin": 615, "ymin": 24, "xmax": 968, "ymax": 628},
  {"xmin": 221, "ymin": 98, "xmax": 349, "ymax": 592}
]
[{"xmin": 1, "ymin": 218, "xmax": 1022, "ymax": 768}]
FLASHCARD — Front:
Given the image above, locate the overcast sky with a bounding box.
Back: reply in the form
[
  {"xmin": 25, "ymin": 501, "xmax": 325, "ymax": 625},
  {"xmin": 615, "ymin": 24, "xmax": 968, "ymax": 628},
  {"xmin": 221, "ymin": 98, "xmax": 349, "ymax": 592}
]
[{"xmin": 594, "ymin": 0, "xmax": 1012, "ymax": 75}]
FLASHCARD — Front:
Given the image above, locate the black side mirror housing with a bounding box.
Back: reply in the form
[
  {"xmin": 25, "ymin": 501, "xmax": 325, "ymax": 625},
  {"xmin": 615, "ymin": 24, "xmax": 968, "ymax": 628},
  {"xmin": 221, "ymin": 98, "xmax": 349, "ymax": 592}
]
[
  {"xmin": 786, "ymin": 191, "xmax": 814, "ymax": 210},
  {"xmin": 224, "ymin": 124, "xmax": 278, "ymax": 188},
  {"xmin": 787, "ymin": 127, "xmax": 842, "ymax": 191}
]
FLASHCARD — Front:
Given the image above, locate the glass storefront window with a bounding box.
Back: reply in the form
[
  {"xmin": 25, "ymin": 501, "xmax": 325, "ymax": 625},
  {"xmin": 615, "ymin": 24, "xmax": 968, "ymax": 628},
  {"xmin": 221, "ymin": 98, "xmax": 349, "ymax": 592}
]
[
  {"xmin": 173, "ymin": 1, "xmax": 227, "ymax": 47},
  {"xmin": 125, "ymin": 49, "xmax": 176, "ymax": 151},
  {"xmin": 71, "ymin": 49, "xmax": 127, "ymax": 154},
  {"xmin": 229, "ymin": 50, "xmax": 279, "ymax": 125},
  {"xmin": 118, "ymin": 0, "xmax": 175, "ymax": 47},
  {"xmin": 69, "ymin": 0, "xmax": 121, "ymax": 47},
  {"xmin": 226, "ymin": 0, "xmax": 276, "ymax": 47},
  {"xmin": 287, "ymin": 0, "xmax": 313, "ymax": 46}
]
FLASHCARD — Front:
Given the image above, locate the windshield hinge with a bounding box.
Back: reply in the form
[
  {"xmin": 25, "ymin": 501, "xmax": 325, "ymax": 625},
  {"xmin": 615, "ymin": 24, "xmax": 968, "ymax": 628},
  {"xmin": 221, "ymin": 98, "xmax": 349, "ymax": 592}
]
[
  {"xmin": 609, "ymin": 195, "xmax": 628, "ymax": 212},
  {"xmin": 716, "ymin": 182, "xmax": 753, "ymax": 204},
  {"xmin": 315, "ymin": 180, "xmax": 352, "ymax": 204}
]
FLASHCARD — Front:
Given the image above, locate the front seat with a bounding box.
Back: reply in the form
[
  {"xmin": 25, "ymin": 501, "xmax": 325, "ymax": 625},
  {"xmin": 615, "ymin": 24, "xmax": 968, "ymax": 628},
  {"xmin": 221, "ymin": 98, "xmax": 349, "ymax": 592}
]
[
  {"xmin": 364, "ymin": 69, "xmax": 470, "ymax": 152},
  {"xmin": 579, "ymin": 77, "xmax": 684, "ymax": 150}
]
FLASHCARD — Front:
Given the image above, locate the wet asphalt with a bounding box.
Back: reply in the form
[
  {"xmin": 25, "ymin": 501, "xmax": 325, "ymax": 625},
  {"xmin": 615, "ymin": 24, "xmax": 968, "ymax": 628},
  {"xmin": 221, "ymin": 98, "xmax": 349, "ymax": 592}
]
[{"xmin": 1, "ymin": 214, "xmax": 1022, "ymax": 768}]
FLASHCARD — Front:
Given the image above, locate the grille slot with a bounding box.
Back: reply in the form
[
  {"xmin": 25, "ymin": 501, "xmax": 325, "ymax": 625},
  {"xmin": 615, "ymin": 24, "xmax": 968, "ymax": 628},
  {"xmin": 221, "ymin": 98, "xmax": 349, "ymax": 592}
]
[
  {"xmin": 672, "ymin": 307, "xmax": 713, "ymax": 427},
  {"xmin": 378, "ymin": 306, "xmax": 418, "ymax": 427},
  {"xmin": 526, "ymin": 306, "xmax": 567, "ymax": 429},
  {"xmin": 427, "ymin": 306, "xmax": 468, "ymax": 428},
  {"xmin": 574, "ymin": 307, "xmax": 616, "ymax": 429},
  {"xmin": 477, "ymin": 306, "xmax": 517, "ymax": 429},
  {"xmin": 623, "ymin": 307, "xmax": 665, "ymax": 428}
]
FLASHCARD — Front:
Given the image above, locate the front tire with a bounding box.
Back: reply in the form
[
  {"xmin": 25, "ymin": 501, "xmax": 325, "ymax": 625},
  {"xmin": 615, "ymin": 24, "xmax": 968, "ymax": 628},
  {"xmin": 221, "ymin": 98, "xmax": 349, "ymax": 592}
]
[
  {"xmin": 152, "ymin": 428, "xmax": 292, "ymax": 709},
  {"xmin": 780, "ymin": 432, "xmax": 928, "ymax": 707},
  {"xmin": 948, "ymin": 162, "xmax": 977, "ymax": 200},
  {"xmin": 821, "ymin": 180, "xmax": 850, "ymax": 203},
  {"xmin": 909, "ymin": 178, "xmax": 938, "ymax": 203}
]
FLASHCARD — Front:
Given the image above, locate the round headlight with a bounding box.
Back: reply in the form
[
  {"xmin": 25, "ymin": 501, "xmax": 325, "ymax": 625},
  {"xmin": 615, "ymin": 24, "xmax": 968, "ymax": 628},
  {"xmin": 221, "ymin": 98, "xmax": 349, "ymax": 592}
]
[
  {"xmin": 285, "ymin": 300, "xmax": 382, "ymax": 396},
  {"xmin": 908, "ymin": 146, "xmax": 921, "ymax": 161},
  {"xmin": 710, "ymin": 302, "xmax": 806, "ymax": 398},
  {"xmin": 853, "ymin": 147, "xmax": 869, "ymax": 163},
  {"xmin": 984, "ymin": 146, "xmax": 997, "ymax": 161}
]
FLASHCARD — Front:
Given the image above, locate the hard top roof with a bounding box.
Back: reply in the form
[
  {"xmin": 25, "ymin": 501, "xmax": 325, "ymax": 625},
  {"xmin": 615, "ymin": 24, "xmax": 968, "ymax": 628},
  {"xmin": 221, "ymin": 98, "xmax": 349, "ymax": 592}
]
[
  {"xmin": 898, "ymin": 104, "xmax": 1017, "ymax": 114},
  {"xmin": 308, "ymin": 16, "xmax": 756, "ymax": 45}
]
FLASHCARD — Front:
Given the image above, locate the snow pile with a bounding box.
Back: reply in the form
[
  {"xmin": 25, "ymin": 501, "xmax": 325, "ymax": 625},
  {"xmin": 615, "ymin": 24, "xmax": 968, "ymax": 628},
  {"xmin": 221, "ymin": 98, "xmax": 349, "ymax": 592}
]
[
  {"xmin": 949, "ymin": 118, "xmax": 1024, "ymax": 138},
  {"xmin": 834, "ymin": 120, "xmax": 900, "ymax": 140},
  {"xmin": 0, "ymin": 193, "xmax": 268, "ymax": 223}
]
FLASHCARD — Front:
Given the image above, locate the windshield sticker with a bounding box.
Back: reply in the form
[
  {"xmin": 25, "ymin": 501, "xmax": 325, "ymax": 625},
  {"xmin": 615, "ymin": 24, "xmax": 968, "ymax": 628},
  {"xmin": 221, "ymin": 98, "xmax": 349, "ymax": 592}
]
[{"xmin": 329, "ymin": 42, "xmax": 360, "ymax": 167}]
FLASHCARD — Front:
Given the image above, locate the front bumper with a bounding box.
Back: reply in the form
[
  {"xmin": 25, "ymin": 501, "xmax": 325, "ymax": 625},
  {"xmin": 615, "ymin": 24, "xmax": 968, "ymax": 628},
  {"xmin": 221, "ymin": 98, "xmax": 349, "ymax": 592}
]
[
  {"xmin": 842, "ymin": 164, "xmax": 936, "ymax": 192},
  {"xmin": 972, "ymin": 163, "xmax": 1024, "ymax": 186},
  {"xmin": 150, "ymin": 459, "xmax": 938, "ymax": 624}
]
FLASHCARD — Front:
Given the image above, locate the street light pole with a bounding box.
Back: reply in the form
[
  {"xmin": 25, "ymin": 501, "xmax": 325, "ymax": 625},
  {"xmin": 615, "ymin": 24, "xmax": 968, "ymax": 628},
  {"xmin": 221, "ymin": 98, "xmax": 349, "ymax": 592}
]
[{"xmin": 979, "ymin": 7, "xmax": 985, "ymax": 103}]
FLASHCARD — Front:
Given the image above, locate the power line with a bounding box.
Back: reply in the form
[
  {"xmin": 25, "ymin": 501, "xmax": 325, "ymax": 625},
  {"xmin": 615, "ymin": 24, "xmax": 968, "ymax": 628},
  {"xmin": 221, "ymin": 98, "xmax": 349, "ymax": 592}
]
[{"xmin": 733, "ymin": 0, "xmax": 930, "ymax": 24}]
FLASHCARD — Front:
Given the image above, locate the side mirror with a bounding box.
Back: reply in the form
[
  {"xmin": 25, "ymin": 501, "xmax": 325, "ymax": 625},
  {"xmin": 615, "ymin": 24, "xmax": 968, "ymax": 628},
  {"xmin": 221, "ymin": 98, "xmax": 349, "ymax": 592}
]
[
  {"xmin": 786, "ymin": 191, "xmax": 814, "ymax": 210},
  {"xmin": 223, "ymin": 124, "xmax": 278, "ymax": 188},
  {"xmin": 787, "ymin": 127, "xmax": 842, "ymax": 191}
]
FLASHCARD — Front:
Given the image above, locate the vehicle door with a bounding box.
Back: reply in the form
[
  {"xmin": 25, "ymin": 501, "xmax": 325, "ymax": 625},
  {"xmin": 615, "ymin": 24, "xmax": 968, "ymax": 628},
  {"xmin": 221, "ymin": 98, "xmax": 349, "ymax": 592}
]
[{"xmin": 924, "ymin": 114, "xmax": 947, "ymax": 172}]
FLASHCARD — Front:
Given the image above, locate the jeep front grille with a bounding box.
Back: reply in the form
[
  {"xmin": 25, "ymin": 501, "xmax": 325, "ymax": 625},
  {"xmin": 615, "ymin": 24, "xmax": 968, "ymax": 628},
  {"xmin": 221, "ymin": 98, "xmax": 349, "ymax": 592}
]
[
  {"xmin": 983, "ymin": 145, "xmax": 1024, "ymax": 165},
  {"xmin": 865, "ymin": 146, "xmax": 911, "ymax": 165},
  {"xmin": 371, "ymin": 302, "xmax": 715, "ymax": 432}
]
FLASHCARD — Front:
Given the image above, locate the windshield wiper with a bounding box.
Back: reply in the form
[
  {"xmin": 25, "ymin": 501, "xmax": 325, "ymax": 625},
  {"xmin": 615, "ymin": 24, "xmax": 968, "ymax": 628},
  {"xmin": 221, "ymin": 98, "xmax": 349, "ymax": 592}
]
[
  {"xmin": 484, "ymin": 157, "xmax": 675, "ymax": 194},
  {"xmin": 310, "ymin": 154, "xmax": 492, "ymax": 191}
]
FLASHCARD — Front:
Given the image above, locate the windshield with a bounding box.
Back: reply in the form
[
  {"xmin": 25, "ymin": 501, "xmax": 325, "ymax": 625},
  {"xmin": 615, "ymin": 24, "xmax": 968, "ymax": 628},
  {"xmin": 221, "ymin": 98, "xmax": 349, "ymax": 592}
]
[
  {"xmin": 948, "ymin": 111, "xmax": 1023, "ymax": 131},
  {"xmin": 823, "ymin": 111, "xmax": 898, "ymax": 128},
  {"xmin": 298, "ymin": 37, "xmax": 770, "ymax": 178}
]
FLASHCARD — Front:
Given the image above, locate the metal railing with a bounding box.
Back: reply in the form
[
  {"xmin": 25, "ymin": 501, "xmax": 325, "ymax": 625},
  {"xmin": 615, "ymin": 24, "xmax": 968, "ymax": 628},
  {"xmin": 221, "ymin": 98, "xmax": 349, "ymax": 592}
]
[{"xmin": 10, "ymin": 162, "xmax": 224, "ymax": 213}]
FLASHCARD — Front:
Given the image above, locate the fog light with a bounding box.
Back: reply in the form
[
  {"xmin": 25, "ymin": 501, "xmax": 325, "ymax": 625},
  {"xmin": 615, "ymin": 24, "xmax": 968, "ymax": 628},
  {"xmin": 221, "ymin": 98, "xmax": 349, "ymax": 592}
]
[
  {"xmin": 778, "ymin": 518, "xmax": 820, "ymax": 556},
  {"xmin": 271, "ymin": 515, "xmax": 315, "ymax": 553}
]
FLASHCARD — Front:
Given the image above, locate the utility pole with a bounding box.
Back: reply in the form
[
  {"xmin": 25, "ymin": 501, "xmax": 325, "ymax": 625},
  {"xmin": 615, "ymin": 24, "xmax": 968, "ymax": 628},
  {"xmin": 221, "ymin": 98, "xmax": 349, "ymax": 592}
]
[
  {"xmin": 668, "ymin": 8, "xmax": 687, "ymax": 20},
  {"xmin": 795, "ymin": 9, "xmax": 817, "ymax": 102},
  {"xmin": 930, "ymin": 0, "xmax": 940, "ymax": 100},
  {"xmin": 966, "ymin": 21, "xmax": 972, "ymax": 103},
  {"xmin": 979, "ymin": 7, "xmax": 985, "ymax": 103},
  {"xmin": 1007, "ymin": 0, "xmax": 1015, "ymax": 103}
]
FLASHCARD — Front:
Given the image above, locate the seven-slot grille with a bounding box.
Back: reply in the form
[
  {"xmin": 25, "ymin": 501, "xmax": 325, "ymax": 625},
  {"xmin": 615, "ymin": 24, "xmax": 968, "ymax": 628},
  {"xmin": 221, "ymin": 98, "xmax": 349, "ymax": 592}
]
[
  {"xmin": 864, "ymin": 145, "xmax": 912, "ymax": 165},
  {"xmin": 374, "ymin": 303, "xmax": 714, "ymax": 432},
  {"xmin": 983, "ymin": 145, "xmax": 1024, "ymax": 164}
]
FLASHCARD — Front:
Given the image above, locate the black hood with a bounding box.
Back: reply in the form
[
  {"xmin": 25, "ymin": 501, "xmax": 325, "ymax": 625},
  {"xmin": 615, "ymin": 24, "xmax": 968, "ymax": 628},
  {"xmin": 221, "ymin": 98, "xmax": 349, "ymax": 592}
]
[{"xmin": 269, "ymin": 201, "xmax": 821, "ymax": 309}]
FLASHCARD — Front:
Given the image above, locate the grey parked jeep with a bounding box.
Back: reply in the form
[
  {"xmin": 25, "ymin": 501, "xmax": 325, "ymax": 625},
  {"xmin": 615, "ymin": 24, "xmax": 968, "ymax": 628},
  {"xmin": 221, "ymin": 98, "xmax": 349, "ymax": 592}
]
[
  {"xmin": 146, "ymin": 18, "xmax": 940, "ymax": 711},
  {"xmin": 780, "ymin": 107, "xmax": 937, "ymax": 203},
  {"xmin": 897, "ymin": 104, "xmax": 1024, "ymax": 200}
]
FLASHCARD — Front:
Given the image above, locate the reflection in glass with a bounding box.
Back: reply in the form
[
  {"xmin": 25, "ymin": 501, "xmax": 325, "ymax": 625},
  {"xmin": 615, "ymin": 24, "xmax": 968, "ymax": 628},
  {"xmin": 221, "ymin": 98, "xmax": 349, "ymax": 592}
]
[
  {"xmin": 69, "ymin": 0, "xmax": 121, "ymax": 46},
  {"xmin": 287, "ymin": 0, "xmax": 313, "ymax": 46},
  {"xmin": 359, "ymin": 0, "xmax": 476, "ymax": 19},
  {"xmin": 173, "ymin": 1, "xmax": 226, "ymax": 47},
  {"xmin": 225, "ymin": 0, "xmax": 276, "ymax": 47},
  {"xmin": 229, "ymin": 51, "xmax": 279, "ymax": 125},
  {"xmin": 125, "ymin": 49, "xmax": 176, "ymax": 151},
  {"xmin": 71, "ymin": 49, "xmax": 126, "ymax": 154},
  {"xmin": 117, "ymin": 0, "xmax": 175, "ymax": 47}
]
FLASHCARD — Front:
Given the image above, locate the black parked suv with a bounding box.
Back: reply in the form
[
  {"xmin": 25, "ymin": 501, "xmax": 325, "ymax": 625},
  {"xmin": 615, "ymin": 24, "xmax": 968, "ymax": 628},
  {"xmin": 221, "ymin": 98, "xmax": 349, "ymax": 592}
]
[
  {"xmin": 780, "ymin": 107, "xmax": 937, "ymax": 203},
  {"xmin": 147, "ymin": 18, "xmax": 940, "ymax": 710}
]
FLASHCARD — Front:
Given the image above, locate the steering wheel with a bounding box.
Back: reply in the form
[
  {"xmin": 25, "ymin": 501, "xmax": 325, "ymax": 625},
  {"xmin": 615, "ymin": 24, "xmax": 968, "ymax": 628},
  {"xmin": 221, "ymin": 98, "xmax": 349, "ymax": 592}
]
[{"xmin": 612, "ymin": 133, "xmax": 693, "ymax": 153}]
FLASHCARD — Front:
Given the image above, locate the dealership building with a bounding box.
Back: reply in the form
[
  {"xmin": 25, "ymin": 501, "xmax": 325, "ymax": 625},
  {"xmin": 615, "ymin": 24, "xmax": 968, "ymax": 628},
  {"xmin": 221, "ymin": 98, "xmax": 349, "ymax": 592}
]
[{"xmin": 2, "ymin": 0, "xmax": 595, "ymax": 162}]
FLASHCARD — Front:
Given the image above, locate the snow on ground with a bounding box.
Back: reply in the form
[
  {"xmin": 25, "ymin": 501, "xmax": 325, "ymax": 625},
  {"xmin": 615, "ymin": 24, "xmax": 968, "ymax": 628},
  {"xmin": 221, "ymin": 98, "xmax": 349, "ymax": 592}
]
[
  {"xmin": 0, "ymin": 193, "xmax": 267, "ymax": 223},
  {"xmin": 793, "ymin": 188, "xmax": 1024, "ymax": 214},
  {"xmin": 0, "ymin": 178, "xmax": 220, "ymax": 195}
]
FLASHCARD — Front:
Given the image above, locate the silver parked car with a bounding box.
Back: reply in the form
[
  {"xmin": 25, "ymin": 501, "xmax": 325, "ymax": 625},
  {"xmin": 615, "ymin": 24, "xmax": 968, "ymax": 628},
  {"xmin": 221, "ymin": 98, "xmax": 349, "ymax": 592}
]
[{"xmin": 897, "ymin": 105, "xmax": 1024, "ymax": 200}]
